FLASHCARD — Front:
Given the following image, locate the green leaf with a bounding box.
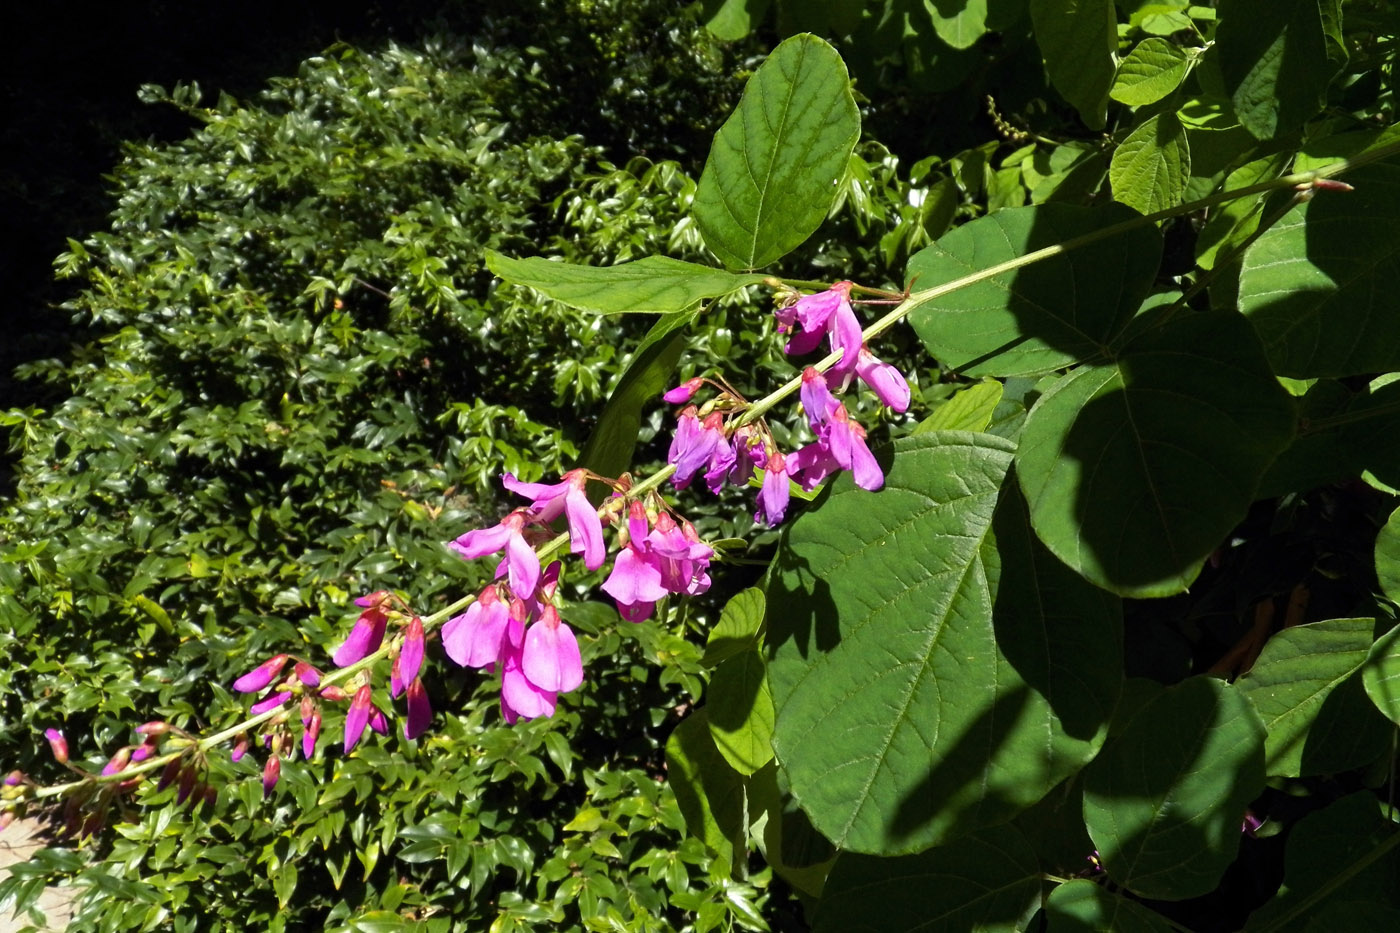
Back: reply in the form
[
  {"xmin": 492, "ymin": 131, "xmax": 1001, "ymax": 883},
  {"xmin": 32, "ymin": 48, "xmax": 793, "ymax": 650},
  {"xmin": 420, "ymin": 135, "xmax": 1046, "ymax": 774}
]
[
  {"xmin": 692, "ymin": 34, "xmax": 860, "ymax": 270},
  {"xmin": 1109, "ymin": 113, "xmax": 1191, "ymax": 215},
  {"xmin": 907, "ymin": 203, "xmax": 1162, "ymax": 377},
  {"xmin": 665, "ymin": 710, "xmax": 747, "ymax": 860},
  {"xmin": 768, "ymin": 433, "xmax": 1110, "ymax": 854},
  {"xmin": 1215, "ymin": 0, "xmax": 1345, "ymax": 140},
  {"xmin": 1044, "ymin": 879, "xmax": 1177, "ymax": 932},
  {"xmin": 1194, "ymin": 152, "xmax": 1292, "ymax": 270},
  {"xmin": 1017, "ymin": 311, "xmax": 1296, "ymax": 597},
  {"xmin": 1237, "ymin": 618, "xmax": 1375, "ymax": 777},
  {"xmin": 1110, "ymin": 38, "xmax": 1193, "ymax": 107},
  {"xmin": 1363, "ymin": 620, "xmax": 1400, "ymax": 725},
  {"xmin": 1082, "ymin": 676, "xmax": 1266, "ymax": 901},
  {"xmin": 578, "ymin": 308, "xmax": 695, "ymax": 480},
  {"xmin": 924, "ymin": 0, "xmax": 988, "ymax": 50},
  {"xmin": 812, "ymin": 824, "xmax": 1042, "ymax": 932},
  {"xmin": 702, "ymin": 0, "xmax": 772, "ymax": 40},
  {"xmin": 485, "ymin": 251, "xmax": 766, "ymax": 314},
  {"xmin": 703, "ymin": 587, "xmax": 766, "ymax": 667},
  {"xmin": 1239, "ymin": 163, "xmax": 1400, "ymax": 377},
  {"xmin": 1244, "ymin": 792, "xmax": 1400, "ymax": 931},
  {"xmin": 1378, "ymin": 507, "xmax": 1400, "ymax": 606},
  {"xmin": 708, "ymin": 649, "xmax": 775, "ymax": 775},
  {"xmin": 913, "ymin": 380, "xmax": 1004, "ymax": 433},
  {"xmin": 1029, "ymin": 0, "xmax": 1116, "ymax": 130}
]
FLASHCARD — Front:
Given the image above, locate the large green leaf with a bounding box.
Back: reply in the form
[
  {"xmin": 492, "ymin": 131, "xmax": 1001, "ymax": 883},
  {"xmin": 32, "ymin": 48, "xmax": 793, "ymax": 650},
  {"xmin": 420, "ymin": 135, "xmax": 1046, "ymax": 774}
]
[
  {"xmin": 1017, "ymin": 311, "xmax": 1296, "ymax": 597},
  {"xmin": 1029, "ymin": 0, "xmax": 1115, "ymax": 130},
  {"xmin": 708, "ymin": 649, "xmax": 775, "ymax": 775},
  {"xmin": 812, "ymin": 824, "xmax": 1042, "ymax": 933},
  {"xmin": 703, "ymin": 587, "xmax": 767, "ymax": 666},
  {"xmin": 1082, "ymin": 676, "xmax": 1266, "ymax": 901},
  {"xmin": 1044, "ymin": 879, "xmax": 1176, "ymax": 932},
  {"xmin": 913, "ymin": 380, "xmax": 1004, "ymax": 433},
  {"xmin": 767, "ymin": 433, "xmax": 1112, "ymax": 854},
  {"xmin": 1110, "ymin": 38, "xmax": 1193, "ymax": 107},
  {"xmin": 692, "ymin": 34, "xmax": 860, "ymax": 270},
  {"xmin": 1215, "ymin": 0, "xmax": 1344, "ymax": 140},
  {"xmin": 485, "ymin": 252, "xmax": 766, "ymax": 314},
  {"xmin": 578, "ymin": 308, "xmax": 695, "ymax": 480},
  {"xmin": 665, "ymin": 710, "xmax": 747, "ymax": 861},
  {"xmin": 1239, "ymin": 163, "xmax": 1400, "ymax": 377},
  {"xmin": 702, "ymin": 0, "xmax": 772, "ymax": 40},
  {"xmin": 1109, "ymin": 113, "xmax": 1191, "ymax": 215},
  {"xmin": 925, "ymin": 0, "xmax": 988, "ymax": 50},
  {"xmin": 1244, "ymin": 792, "xmax": 1400, "ymax": 931},
  {"xmin": 1363, "ymin": 620, "xmax": 1400, "ymax": 725},
  {"xmin": 1377, "ymin": 507, "xmax": 1400, "ymax": 606},
  {"xmin": 907, "ymin": 203, "xmax": 1161, "ymax": 377},
  {"xmin": 1236, "ymin": 618, "xmax": 1375, "ymax": 777}
]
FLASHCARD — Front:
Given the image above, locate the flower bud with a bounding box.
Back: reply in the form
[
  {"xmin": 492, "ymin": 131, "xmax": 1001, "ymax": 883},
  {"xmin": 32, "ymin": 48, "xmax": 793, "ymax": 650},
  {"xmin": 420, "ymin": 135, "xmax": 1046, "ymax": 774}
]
[
  {"xmin": 230, "ymin": 734, "xmax": 250, "ymax": 763},
  {"xmin": 662, "ymin": 376, "xmax": 705, "ymax": 404},
  {"xmin": 4, "ymin": 771, "xmax": 23, "ymax": 787},
  {"xmin": 101, "ymin": 748, "xmax": 132, "ymax": 776},
  {"xmin": 0, "ymin": 811, "xmax": 15, "ymax": 832},
  {"xmin": 135, "ymin": 721, "xmax": 170, "ymax": 736},
  {"xmin": 262, "ymin": 756, "xmax": 280, "ymax": 799},
  {"xmin": 250, "ymin": 691, "xmax": 293, "ymax": 716},
  {"xmin": 158, "ymin": 758, "xmax": 182, "ymax": 790},
  {"xmin": 232, "ymin": 655, "xmax": 290, "ymax": 693},
  {"xmin": 344, "ymin": 685, "xmax": 373, "ymax": 753},
  {"xmin": 303, "ymin": 711, "xmax": 321, "ymax": 760},
  {"xmin": 43, "ymin": 728, "xmax": 68, "ymax": 764},
  {"xmin": 319, "ymin": 685, "xmax": 349, "ymax": 702},
  {"xmin": 294, "ymin": 662, "xmax": 321, "ymax": 688},
  {"xmin": 177, "ymin": 767, "xmax": 198, "ymax": 805},
  {"xmin": 404, "ymin": 679, "xmax": 432, "ymax": 740}
]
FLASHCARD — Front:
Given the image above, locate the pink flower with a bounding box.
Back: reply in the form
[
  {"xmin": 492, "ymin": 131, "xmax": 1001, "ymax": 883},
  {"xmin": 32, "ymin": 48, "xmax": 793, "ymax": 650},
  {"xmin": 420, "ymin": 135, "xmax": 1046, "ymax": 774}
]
[
  {"xmin": 43, "ymin": 728, "xmax": 68, "ymax": 764},
  {"xmin": 855, "ymin": 347, "xmax": 911, "ymax": 412},
  {"xmin": 344, "ymin": 685, "xmax": 373, "ymax": 753},
  {"xmin": 500, "ymin": 647, "xmax": 557, "ymax": 724},
  {"xmin": 646, "ymin": 514, "xmax": 713, "ymax": 596},
  {"xmin": 782, "ymin": 282, "xmax": 854, "ymax": 356},
  {"xmin": 303, "ymin": 711, "xmax": 321, "ymax": 760},
  {"xmin": 601, "ymin": 506, "xmax": 713, "ymax": 619},
  {"xmin": 522, "ymin": 605, "xmax": 584, "ymax": 694},
  {"xmin": 800, "ymin": 367, "xmax": 841, "ymax": 429},
  {"xmin": 404, "ymin": 678, "xmax": 432, "ymax": 740},
  {"xmin": 756, "ymin": 451, "xmax": 791, "ymax": 526},
  {"xmin": 669, "ymin": 408, "xmax": 726, "ymax": 489},
  {"xmin": 503, "ymin": 470, "xmax": 605, "ymax": 571},
  {"xmin": 333, "ymin": 594, "xmax": 392, "ymax": 667},
  {"xmin": 663, "ymin": 376, "xmax": 704, "ymax": 404},
  {"xmin": 233, "ymin": 654, "xmax": 290, "ymax": 693},
  {"xmin": 391, "ymin": 617, "xmax": 425, "ymax": 698},
  {"xmin": 828, "ymin": 405, "xmax": 884, "ymax": 491},
  {"xmin": 230, "ymin": 735, "xmax": 250, "ymax": 764},
  {"xmin": 294, "ymin": 662, "xmax": 322, "ymax": 688},
  {"xmin": 250, "ymin": 691, "xmax": 292, "ymax": 716},
  {"xmin": 442, "ymin": 586, "xmax": 514, "ymax": 669},
  {"xmin": 449, "ymin": 510, "xmax": 541, "ymax": 600},
  {"xmin": 102, "ymin": 748, "xmax": 131, "ymax": 776},
  {"xmin": 823, "ymin": 299, "xmax": 865, "ymax": 390}
]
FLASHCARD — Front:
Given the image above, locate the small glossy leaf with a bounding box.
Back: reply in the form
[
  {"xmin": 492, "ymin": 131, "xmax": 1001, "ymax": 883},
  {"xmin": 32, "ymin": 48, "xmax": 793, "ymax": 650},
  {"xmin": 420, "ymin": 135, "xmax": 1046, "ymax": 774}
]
[
  {"xmin": 1215, "ymin": 0, "xmax": 1344, "ymax": 140},
  {"xmin": 1083, "ymin": 676, "xmax": 1266, "ymax": 900},
  {"xmin": 1111, "ymin": 38, "xmax": 1192, "ymax": 106},
  {"xmin": 925, "ymin": 0, "xmax": 988, "ymax": 50},
  {"xmin": 913, "ymin": 380, "xmax": 1004, "ymax": 433},
  {"xmin": 1239, "ymin": 163, "xmax": 1400, "ymax": 377},
  {"xmin": 813, "ymin": 824, "xmax": 1042, "ymax": 933},
  {"xmin": 693, "ymin": 34, "xmax": 860, "ymax": 270},
  {"xmin": 1110, "ymin": 113, "xmax": 1191, "ymax": 215},
  {"xmin": 665, "ymin": 710, "xmax": 746, "ymax": 860},
  {"xmin": 578, "ymin": 308, "xmax": 695, "ymax": 481},
  {"xmin": 1017, "ymin": 311, "xmax": 1296, "ymax": 597},
  {"xmin": 1363, "ymin": 620, "xmax": 1400, "ymax": 725},
  {"xmin": 1237, "ymin": 618, "xmax": 1374, "ymax": 777},
  {"xmin": 702, "ymin": 0, "xmax": 772, "ymax": 40},
  {"xmin": 1045, "ymin": 879, "xmax": 1176, "ymax": 932},
  {"xmin": 708, "ymin": 649, "xmax": 775, "ymax": 775},
  {"xmin": 485, "ymin": 251, "xmax": 765, "ymax": 314},
  {"xmin": 1029, "ymin": 0, "xmax": 1115, "ymax": 130},
  {"xmin": 907, "ymin": 203, "xmax": 1161, "ymax": 377}
]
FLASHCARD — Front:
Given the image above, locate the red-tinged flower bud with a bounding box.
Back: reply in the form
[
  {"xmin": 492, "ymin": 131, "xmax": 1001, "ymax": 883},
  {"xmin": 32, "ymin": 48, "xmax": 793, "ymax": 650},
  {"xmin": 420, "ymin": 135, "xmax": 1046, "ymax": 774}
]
[
  {"xmin": 4, "ymin": 771, "xmax": 23, "ymax": 787},
  {"xmin": 232, "ymin": 654, "xmax": 290, "ymax": 693},
  {"xmin": 404, "ymin": 679, "xmax": 432, "ymax": 740},
  {"xmin": 319, "ymin": 685, "xmax": 348, "ymax": 702},
  {"xmin": 399, "ymin": 617, "xmax": 425, "ymax": 686},
  {"xmin": 0, "ymin": 811, "xmax": 15, "ymax": 832},
  {"xmin": 662, "ymin": 376, "xmax": 705, "ymax": 404},
  {"xmin": 203, "ymin": 785, "xmax": 217, "ymax": 808},
  {"xmin": 344, "ymin": 685, "xmax": 373, "ymax": 753},
  {"xmin": 368, "ymin": 707, "xmax": 390, "ymax": 736},
  {"xmin": 177, "ymin": 767, "xmax": 198, "ymax": 805},
  {"xmin": 303, "ymin": 711, "xmax": 321, "ymax": 760},
  {"xmin": 185, "ymin": 781, "xmax": 206, "ymax": 811},
  {"xmin": 62, "ymin": 798, "xmax": 81, "ymax": 837},
  {"xmin": 135, "ymin": 721, "xmax": 170, "ymax": 736},
  {"xmin": 230, "ymin": 734, "xmax": 250, "ymax": 763},
  {"xmin": 130, "ymin": 739, "xmax": 157, "ymax": 763},
  {"xmin": 300, "ymin": 696, "xmax": 315, "ymax": 726},
  {"xmin": 80, "ymin": 812, "xmax": 104, "ymax": 840},
  {"xmin": 102, "ymin": 748, "xmax": 132, "ymax": 776},
  {"xmin": 43, "ymin": 728, "xmax": 68, "ymax": 764},
  {"xmin": 294, "ymin": 662, "xmax": 321, "ymax": 688},
  {"xmin": 262, "ymin": 755, "xmax": 281, "ymax": 798},
  {"xmin": 250, "ymin": 691, "xmax": 292, "ymax": 716},
  {"xmin": 158, "ymin": 758, "xmax": 182, "ymax": 791}
]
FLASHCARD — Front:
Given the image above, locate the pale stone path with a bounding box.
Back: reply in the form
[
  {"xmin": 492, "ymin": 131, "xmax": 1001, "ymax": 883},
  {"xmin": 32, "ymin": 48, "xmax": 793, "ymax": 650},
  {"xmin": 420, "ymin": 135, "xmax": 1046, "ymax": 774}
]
[{"xmin": 0, "ymin": 818, "xmax": 75, "ymax": 932}]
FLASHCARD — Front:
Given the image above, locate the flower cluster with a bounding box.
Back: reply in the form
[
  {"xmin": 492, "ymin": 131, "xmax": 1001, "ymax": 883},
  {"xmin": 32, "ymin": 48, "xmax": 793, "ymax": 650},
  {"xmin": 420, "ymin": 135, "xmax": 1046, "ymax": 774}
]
[{"xmin": 666, "ymin": 281, "xmax": 910, "ymax": 525}]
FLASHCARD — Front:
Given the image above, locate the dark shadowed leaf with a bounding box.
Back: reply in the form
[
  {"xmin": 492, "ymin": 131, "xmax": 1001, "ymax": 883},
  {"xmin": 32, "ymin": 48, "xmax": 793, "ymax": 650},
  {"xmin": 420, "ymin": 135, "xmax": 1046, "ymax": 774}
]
[{"xmin": 1030, "ymin": 0, "xmax": 1116, "ymax": 129}]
